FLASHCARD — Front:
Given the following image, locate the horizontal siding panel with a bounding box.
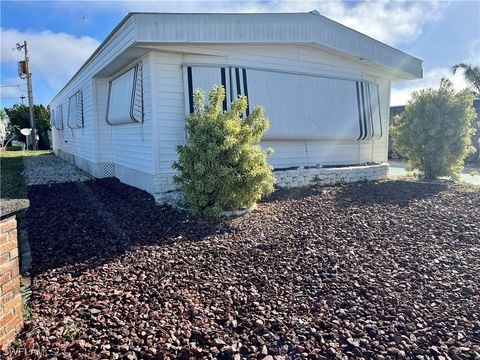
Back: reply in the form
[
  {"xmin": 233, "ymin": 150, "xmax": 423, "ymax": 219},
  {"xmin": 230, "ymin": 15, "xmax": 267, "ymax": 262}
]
[
  {"xmin": 157, "ymin": 120, "xmax": 185, "ymax": 128},
  {"xmin": 158, "ymin": 133, "xmax": 185, "ymax": 141},
  {"xmin": 157, "ymin": 98, "xmax": 185, "ymax": 107}
]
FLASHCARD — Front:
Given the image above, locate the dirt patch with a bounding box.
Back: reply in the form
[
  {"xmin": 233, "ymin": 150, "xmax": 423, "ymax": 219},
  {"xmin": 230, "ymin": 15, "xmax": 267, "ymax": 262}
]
[{"xmin": 5, "ymin": 179, "xmax": 480, "ymax": 359}]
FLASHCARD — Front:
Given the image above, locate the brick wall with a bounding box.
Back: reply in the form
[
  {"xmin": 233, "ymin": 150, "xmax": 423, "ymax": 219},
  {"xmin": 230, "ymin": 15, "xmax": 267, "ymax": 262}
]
[{"xmin": 0, "ymin": 215, "xmax": 23, "ymax": 349}]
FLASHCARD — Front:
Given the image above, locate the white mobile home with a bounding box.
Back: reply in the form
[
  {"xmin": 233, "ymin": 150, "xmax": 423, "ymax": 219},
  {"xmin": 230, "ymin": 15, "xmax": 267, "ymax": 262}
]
[{"xmin": 49, "ymin": 11, "xmax": 422, "ymax": 195}]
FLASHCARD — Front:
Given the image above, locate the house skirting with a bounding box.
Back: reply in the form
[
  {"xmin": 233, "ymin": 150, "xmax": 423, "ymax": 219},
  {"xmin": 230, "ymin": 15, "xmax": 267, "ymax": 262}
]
[
  {"xmin": 55, "ymin": 151, "xmax": 156, "ymax": 193},
  {"xmin": 273, "ymin": 163, "xmax": 389, "ymax": 188}
]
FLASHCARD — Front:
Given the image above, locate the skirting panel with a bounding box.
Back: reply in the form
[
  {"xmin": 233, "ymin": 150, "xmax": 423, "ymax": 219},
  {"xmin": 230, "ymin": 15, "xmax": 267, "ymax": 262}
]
[
  {"xmin": 55, "ymin": 151, "xmax": 157, "ymax": 194},
  {"xmin": 114, "ymin": 164, "xmax": 156, "ymax": 194},
  {"xmin": 155, "ymin": 174, "xmax": 179, "ymax": 193},
  {"xmin": 97, "ymin": 162, "xmax": 115, "ymax": 178},
  {"xmin": 57, "ymin": 150, "xmax": 96, "ymax": 176}
]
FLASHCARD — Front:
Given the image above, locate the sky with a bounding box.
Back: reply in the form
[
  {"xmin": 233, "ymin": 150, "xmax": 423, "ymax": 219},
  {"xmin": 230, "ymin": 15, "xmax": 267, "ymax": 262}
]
[{"xmin": 1, "ymin": 0, "xmax": 479, "ymax": 109}]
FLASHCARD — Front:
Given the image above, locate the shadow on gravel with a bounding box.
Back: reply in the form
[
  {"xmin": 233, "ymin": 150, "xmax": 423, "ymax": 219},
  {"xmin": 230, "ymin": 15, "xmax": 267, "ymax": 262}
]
[
  {"xmin": 26, "ymin": 178, "xmax": 231, "ymax": 275},
  {"xmin": 262, "ymin": 186, "xmax": 324, "ymax": 204},
  {"xmin": 335, "ymin": 180, "xmax": 448, "ymax": 207},
  {"xmin": 262, "ymin": 180, "xmax": 448, "ymax": 207}
]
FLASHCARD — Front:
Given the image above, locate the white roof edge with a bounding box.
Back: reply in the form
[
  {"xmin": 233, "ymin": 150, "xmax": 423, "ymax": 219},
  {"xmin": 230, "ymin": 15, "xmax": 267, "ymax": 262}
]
[
  {"xmin": 50, "ymin": 11, "xmax": 422, "ymax": 104},
  {"xmin": 132, "ymin": 12, "xmax": 422, "ymax": 78}
]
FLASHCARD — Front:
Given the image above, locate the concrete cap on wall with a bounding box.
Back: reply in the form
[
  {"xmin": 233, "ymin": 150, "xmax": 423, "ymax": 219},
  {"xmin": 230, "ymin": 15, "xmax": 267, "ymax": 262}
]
[{"xmin": 0, "ymin": 199, "xmax": 30, "ymax": 220}]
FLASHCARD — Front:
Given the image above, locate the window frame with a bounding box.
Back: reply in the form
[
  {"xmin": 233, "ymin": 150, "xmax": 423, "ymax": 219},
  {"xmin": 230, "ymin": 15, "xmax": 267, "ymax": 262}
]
[
  {"xmin": 106, "ymin": 63, "xmax": 144, "ymax": 126},
  {"xmin": 55, "ymin": 105, "xmax": 63, "ymax": 130},
  {"xmin": 67, "ymin": 90, "xmax": 84, "ymax": 129}
]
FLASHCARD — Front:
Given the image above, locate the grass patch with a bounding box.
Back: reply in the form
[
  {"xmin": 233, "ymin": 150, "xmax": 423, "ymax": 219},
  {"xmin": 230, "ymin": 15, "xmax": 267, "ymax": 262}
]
[{"xmin": 0, "ymin": 150, "xmax": 49, "ymax": 199}]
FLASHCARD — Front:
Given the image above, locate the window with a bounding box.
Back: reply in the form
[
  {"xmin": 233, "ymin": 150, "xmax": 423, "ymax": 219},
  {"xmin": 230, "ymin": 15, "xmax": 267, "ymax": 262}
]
[
  {"xmin": 106, "ymin": 63, "xmax": 143, "ymax": 125},
  {"xmin": 240, "ymin": 69, "xmax": 383, "ymax": 141},
  {"xmin": 185, "ymin": 66, "xmax": 229, "ymax": 113},
  {"xmin": 68, "ymin": 91, "xmax": 84, "ymax": 129},
  {"xmin": 50, "ymin": 108, "xmax": 55, "ymax": 127},
  {"xmin": 54, "ymin": 105, "xmax": 63, "ymax": 130},
  {"xmin": 244, "ymin": 69, "xmax": 365, "ymax": 141},
  {"xmin": 183, "ymin": 65, "xmax": 383, "ymax": 141},
  {"xmin": 355, "ymin": 81, "xmax": 382, "ymax": 141}
]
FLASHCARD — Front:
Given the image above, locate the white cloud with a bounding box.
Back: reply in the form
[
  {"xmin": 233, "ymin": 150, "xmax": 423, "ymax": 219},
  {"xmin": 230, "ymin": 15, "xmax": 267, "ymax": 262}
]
[
  {"xmin": 1, "ymin": 28, "xmax": 100, "ymax": 91},
  {"xmin": 391, "ymin": 68, "xmax": 469, "ymax": 106},
  {"xmin": 391, "ymin": 39, "xmax": 479, "ymax": 106}
]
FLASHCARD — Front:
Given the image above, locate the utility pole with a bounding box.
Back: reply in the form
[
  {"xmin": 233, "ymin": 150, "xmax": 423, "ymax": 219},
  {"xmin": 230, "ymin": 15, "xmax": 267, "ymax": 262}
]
[
  {"xmin": 16, "ymin": 41, "xmax": 37, "ymax": 150},
  {"xmin": 20, "ymin": 94, "xmax": 26, "ymax": 105}
]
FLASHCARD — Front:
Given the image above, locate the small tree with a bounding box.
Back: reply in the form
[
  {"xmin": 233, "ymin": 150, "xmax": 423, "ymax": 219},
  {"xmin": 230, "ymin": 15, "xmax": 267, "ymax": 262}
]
[
  {"xmin": 391, "ymin": 78, "xmax": 477, "ymax": 180},
  {"xmin": 173, "ymin": 86, "xmax": 275, "ymax": 218}
]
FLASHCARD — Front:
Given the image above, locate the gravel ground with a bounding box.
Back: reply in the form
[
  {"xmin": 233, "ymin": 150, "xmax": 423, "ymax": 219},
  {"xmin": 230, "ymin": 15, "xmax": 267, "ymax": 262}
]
[
  {"xmin": 23, "ymin": 153, "xmax": 93, "ymax": 186},
  {"xmin": 5, "ymin": 179, "xmax": 480, "ymax": 359}
]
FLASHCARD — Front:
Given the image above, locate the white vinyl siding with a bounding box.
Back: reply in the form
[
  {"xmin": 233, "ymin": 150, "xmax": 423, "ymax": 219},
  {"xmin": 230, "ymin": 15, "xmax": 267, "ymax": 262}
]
[{"xmin": 155, "ymin": 53, "xmax": 185, "ymax": 176}]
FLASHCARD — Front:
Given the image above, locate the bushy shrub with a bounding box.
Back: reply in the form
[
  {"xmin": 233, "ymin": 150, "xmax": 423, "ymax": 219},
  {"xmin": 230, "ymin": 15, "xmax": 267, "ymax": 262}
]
[
  {"xmin": 173, "ymin": 86, "xmax": 275, "ymax": 218},
  {"xmin": 391, "ymin": 79, "xmax": 477, "ymax": 180}
]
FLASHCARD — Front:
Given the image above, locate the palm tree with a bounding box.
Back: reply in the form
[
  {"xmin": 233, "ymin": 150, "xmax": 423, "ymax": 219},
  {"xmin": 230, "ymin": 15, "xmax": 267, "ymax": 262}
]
[{"xmin": 452, "ymin": 63, "xmax": 480, "ymax": 96}]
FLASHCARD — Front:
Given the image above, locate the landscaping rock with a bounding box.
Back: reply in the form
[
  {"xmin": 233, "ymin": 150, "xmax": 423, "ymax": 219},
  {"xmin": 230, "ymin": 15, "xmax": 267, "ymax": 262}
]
[
  {"xmin": 23, "ymin": 153, "xmax": 93, "ymax": 185},
  {"xmin": 3, "ymin": 179, "xmax": 479, "ymax": 359}
]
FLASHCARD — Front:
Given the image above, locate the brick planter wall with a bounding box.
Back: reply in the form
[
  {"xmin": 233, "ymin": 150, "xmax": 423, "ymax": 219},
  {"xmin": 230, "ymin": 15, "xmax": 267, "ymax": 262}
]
[
  {"xmin": 273, "ymin": 163, "xmax": 389, "ymax": 188},
  {"xmin": 0, "ymin": 200, "xmax": 29, "ymax": 350},
  {"xmin": 0, "ymin": 216, "xmax": 22, "ymax": 348}
]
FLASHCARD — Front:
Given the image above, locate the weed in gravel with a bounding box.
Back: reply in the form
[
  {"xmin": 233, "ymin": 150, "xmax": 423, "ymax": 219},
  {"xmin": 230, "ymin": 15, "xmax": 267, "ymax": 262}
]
[
  {"xmin": 10, "ymin": 338, "xmax": 22, "ymax": 348},
  {"xmin": 310, "ymin": 175, "xmax": 322, "ymax": 187},
  {"xmin": 62, "ymin": 324, "xmax": 80, "ymax": 341},
  {"xmin": 22, "ymin": 302, "xmax": 33, "ymax": 322}
]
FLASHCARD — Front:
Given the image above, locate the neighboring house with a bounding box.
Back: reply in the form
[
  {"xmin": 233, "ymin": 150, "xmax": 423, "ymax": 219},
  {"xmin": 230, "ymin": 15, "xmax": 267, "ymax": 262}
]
[
  {"xmin": 389, "ymin": 99, "xmax": 480, "ymax": 162},
  {"xmin": 49, "ymin": 11, "xmax": 423, "ymax": 196}
]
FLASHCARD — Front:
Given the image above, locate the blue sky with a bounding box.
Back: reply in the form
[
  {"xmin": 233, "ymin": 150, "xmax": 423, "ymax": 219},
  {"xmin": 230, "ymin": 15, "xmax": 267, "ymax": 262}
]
[{"xmin": 1, "ymin": 0, "xmax": 479, "ymax": 109}]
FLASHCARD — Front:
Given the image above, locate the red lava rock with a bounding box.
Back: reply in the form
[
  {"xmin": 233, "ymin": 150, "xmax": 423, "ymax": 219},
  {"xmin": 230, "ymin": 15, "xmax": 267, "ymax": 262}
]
[{"xmin": 2, "ymin": 178, "xmax": 479, "ymax": 359}]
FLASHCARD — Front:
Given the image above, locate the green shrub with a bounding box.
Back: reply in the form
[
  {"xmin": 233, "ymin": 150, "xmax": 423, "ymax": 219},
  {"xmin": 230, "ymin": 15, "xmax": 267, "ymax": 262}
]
[
  {"xmin": 391, "ymin": 79, "xmax": 477, "ymax": 180},
  {"xmin": 173, "ymin": 86, "xmax": 275, "ymax": 218}
]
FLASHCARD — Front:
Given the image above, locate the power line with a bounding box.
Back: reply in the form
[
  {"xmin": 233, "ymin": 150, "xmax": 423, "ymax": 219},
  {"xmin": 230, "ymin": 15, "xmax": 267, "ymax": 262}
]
[
  {"xmin": 28, "ymin": 55, "xmax": 50, "ymax": 87},
  {"xmin": 0, "ymin": 84, "xmax": 27, "ymax": 88}
]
